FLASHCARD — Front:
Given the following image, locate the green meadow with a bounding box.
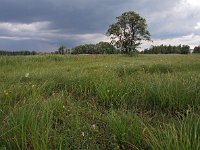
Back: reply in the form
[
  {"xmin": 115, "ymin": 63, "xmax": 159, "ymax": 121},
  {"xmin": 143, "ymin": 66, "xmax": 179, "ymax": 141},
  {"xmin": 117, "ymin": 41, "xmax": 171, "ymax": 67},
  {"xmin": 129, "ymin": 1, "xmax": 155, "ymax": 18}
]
[{"xmin": 1, "ymin": 54, "xmax": 200, "ymax": 150}]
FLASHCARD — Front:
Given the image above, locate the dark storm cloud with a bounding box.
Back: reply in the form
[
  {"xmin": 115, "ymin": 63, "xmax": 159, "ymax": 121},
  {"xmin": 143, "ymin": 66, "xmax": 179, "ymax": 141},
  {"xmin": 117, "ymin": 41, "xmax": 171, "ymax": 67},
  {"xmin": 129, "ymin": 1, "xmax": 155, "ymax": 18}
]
[
  {"xmin": 0, "ymin": 0, "xmax": 136, "ymax": 50},
  {"xmin": 0, "ymin": 0, "xmax": 131, "ymax": 33},
  {"xmin": 0, "ymin": 0, "xmax": 199, "ymax": 50}
]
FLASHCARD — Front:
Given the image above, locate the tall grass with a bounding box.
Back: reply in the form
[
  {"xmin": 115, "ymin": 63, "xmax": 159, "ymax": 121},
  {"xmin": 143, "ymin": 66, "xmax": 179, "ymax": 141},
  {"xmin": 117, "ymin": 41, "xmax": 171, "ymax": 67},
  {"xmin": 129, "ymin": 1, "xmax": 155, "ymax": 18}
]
[
  {"xmin": 145, "ymin": 114, "xmax": 200, "ymax": 150},
  {"xmin": 1, "ymin": 54, "xmax": 200, "ymax": 149}
]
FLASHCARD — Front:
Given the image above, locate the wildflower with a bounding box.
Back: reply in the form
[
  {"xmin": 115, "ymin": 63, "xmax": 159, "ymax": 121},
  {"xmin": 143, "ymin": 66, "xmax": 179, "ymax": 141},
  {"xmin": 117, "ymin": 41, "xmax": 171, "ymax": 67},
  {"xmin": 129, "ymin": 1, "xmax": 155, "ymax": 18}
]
[
  {"xmin": 4, "ymin": 90, "xmax": 8, "ymax": 95},
  {"xmin": 92, "ymin": 124, "xmax": 96, "ymax": 130},
  {"xmin": 32, "ymin": 85, "xmax": 35, "ymax": 88},
  {"xmin": 107, "ymin": 90, "xmax": 110, "ymax": 93},
  {"xmin": 25, "ymin": 73, "xmax": 29, "ymax": 78},
  {"xmin": 63, "ymin": 105, "xmax": 65, "ymax": 109},
  {"xmin": 81, "ymin": 132, "xmax": 85, "ymax": 137}
]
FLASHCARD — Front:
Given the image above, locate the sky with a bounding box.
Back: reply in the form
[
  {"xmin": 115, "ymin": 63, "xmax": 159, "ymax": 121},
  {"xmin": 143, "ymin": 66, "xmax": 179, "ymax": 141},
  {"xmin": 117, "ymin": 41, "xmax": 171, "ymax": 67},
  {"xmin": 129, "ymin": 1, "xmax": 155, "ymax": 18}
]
[{"xmin": 0, "ymin": 0, "xmax": 200, "ymax": 51}]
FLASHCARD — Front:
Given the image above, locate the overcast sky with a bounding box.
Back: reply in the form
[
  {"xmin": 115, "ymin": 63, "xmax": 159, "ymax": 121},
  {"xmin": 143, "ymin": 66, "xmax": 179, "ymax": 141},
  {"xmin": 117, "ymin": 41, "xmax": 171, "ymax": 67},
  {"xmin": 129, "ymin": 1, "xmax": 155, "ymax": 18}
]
[{"xmin": 0, "ymin": 0, "xmax": 200, "ymax": 51}]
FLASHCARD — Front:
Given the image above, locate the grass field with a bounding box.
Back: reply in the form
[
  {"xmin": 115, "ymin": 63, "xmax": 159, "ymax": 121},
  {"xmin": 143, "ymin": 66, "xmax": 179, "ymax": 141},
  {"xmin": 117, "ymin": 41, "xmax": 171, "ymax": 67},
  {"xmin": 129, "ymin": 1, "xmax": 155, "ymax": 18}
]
[{"xmin": 1, "ymin": 54, "xmax": 200, "ymax": 150}]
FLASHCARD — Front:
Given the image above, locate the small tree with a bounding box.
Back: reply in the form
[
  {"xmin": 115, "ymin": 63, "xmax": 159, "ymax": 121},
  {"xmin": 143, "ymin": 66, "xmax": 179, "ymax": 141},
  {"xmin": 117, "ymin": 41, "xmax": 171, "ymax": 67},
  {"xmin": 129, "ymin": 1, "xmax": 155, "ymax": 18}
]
[
  {"xmin": 58, "ymin": 45, "xmax": 66, "ymax": 54},
  {"xmin": 193, "ymin": 46, "xmax": 200, "ymax": 53},
  {"xmin": 65, "ymin": 47, "xmax": 71, "ymax": 54},
  {"xmin": 107, "ymin": 11, "xmax": 151, "ymax": 54}
]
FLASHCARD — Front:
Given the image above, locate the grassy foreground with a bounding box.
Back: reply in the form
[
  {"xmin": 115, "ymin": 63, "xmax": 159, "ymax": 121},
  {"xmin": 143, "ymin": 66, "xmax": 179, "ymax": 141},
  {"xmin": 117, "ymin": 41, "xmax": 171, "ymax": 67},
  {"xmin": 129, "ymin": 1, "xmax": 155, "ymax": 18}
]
[{"xmin": 1, "ymin": 54, "xmax": 200, "ymax": 150}]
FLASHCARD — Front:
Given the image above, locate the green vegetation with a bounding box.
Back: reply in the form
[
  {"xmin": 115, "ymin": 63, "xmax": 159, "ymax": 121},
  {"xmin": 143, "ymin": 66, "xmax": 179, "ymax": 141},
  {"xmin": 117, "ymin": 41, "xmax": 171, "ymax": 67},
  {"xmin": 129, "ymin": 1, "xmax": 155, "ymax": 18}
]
[
  {"xmin": 193, "ymin": 46, "xmax": 200, "ymax": 53},
  {"xmin": 107, "ymin": 11, "xmax": 151, "ymax": 54},
  {"xmin": 142, "ymin": 44, "xmax": 191, "ymax": 54},
  {"xmin": 71, "ymin": 42, "xmax": 116, "ymax": 54},
  {"xmin": 1, "ymin": 54, "xmax": 200, "ymax": 149}
]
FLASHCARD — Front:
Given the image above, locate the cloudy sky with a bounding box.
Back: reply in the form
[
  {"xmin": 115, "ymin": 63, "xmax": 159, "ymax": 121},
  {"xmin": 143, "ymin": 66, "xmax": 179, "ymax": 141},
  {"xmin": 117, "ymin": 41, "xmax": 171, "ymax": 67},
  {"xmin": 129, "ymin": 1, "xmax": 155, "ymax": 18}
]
[{"xmin": 0, "ymin": 0, "xmax": 200, "ymax": 51}]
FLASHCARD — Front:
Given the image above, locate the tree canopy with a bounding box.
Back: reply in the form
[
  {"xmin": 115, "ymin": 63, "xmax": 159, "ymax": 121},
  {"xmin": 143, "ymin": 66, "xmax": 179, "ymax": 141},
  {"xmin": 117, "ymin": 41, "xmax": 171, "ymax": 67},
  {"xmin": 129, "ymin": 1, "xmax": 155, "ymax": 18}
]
[
  {"xmin": 107, "ymin": 11, "xmax": 151, "ymax": 54},
  {"xmin": 142, "ymin": 45, "xmax": 190, "ymax": 54},
  {"xmin": 71, "ymin": 42, "xmax": 117, "ymax": 54},
  {"xmin": 193, "ymin": 46, "xmax": 200, "ymax": 53}
]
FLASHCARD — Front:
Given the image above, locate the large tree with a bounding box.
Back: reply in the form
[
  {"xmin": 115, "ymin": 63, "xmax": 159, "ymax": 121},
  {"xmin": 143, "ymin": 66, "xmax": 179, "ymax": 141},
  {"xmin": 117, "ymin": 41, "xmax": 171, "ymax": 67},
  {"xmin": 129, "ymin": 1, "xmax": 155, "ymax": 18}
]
[{"xmin": 107, "ymin": 11, "xmax": 151, "ymax": 54}]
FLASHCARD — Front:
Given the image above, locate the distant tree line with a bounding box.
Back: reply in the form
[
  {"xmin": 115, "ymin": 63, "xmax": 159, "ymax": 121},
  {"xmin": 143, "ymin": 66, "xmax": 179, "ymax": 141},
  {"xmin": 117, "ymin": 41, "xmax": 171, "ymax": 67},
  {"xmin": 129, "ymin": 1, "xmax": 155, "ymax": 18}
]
[
  {"xmin": 53, "ymin": 46, "xmax": 71, "ymax": 55},
  {"xmin": 1, "ymin": 44, "xmax": 199, "ymax": 56},
  {"xmin": 54, "ymin": 42, "xmax": 118, "ymax": 55},
  {"xmin": 193, "ymin": 46, "xmax": 200, "ymax": 53},
  {"xmin": 141, "ymin": 45, "xmax": 191, "ymax": 54},
  {"xmin": 55, "ymin": 44, "xmax": 200, "ymax": 55},
  {"xmin": 71, "ymin": 42, "xmax": 117, "ymax": 54},
  {"xmin": 0, "ymin": 50, "xmax": 37, "ymax": 56}
]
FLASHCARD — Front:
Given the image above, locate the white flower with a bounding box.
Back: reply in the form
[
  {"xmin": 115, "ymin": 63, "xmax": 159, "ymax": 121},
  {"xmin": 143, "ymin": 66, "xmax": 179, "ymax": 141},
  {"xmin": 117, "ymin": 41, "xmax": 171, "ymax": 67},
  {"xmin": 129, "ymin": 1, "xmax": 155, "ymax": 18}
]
[
  {"xmin": 4, "ymin": 90, "xmax": 8, "ymax": 95},
  {"xmin": 92, "ymin": 124, "xmax": 96, "ymax": 130},
  {"xmin": 25, "ymin": 73, "xmax": 29, "ymax": 78},
  {"xmin": 81, "ymin": 132, "xmax": 85, "ymax": 137}
]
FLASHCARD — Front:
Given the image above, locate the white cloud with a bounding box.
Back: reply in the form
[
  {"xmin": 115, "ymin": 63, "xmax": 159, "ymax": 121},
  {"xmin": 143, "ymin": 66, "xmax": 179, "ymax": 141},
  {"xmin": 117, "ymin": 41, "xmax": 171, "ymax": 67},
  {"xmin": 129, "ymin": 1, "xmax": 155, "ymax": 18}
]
[
  {"xmin": 142, "ymin": 34, "xmax": 200, "ymax": 49},
  {"xmin": 68, "ymin": 33, "xmax": 110, "ymax": 44},
  {"xmin": 0, "ymin": 21, "xmax": 50, "ymax": 32},
  {"xmin": 0, "ymin": 36, "xmax": 32, "ymax": 40},
  {"xmin": 194, "ymin": 22, "xmax": 200, "ymax": 30},
  {"xmin": 144, "ymin": 0, "xmax": 200, "ymax": 46},
  {"xmin": 0, "ymin": 21, "xmax": 57, "ymax": 42},
  {"xmin": 0, "ymin": 35, "xmax": 48, "ymax": 41},
  {"xmin": 186, "ymin": 0, "xmax": 200, "ymax": 7},
  {"xmin": 0, "ymin": 20, "xmax": 109, "ymax": 45},
  {"xmin": 0, "ymin": 24, "xmax": 109, "ymax": 48}
]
